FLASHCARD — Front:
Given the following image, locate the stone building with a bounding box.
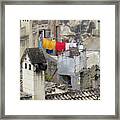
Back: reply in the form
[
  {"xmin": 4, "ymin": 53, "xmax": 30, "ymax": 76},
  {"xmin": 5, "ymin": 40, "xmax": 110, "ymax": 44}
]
[
  {"xmin": 80, "ymin": 65, "xmax": 100, "ymax": 90},
  {"xmin": 20, "ymin": 20, "xmax": 50, "ymax": 58},
  {"xmin": 20, "ymin": 20, "xmax": 33, "ymax": 58},
  {"xmin": 20, "ymin": 48, "xmax": 47, "ymax": 100},
  {"xmin": 20, "ymin": 20, "xmax": 100, "ymax": 93},
  {"xmin": 57, "ymin": 47, "xmax": 87, "ymax": 90}
]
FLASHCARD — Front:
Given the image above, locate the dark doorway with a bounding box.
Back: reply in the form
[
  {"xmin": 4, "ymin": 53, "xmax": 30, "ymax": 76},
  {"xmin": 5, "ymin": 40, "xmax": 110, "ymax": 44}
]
[{"xmin": 60, "ymin": 75, "xmax": 71, "ymax": 85}]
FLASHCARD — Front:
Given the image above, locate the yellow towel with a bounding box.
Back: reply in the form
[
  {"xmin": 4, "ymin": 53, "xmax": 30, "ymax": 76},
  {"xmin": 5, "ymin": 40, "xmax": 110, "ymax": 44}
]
[
  {"xmin": 52, "ymin": 40, "xmax": 56, "ymax": 50},
  {"xmin": 42, "ymin": 38, "xmax": 49, "ymax": 49},
  {"xmin": 42, "ymin": 38, "xmax": 56, "ymax": 50},
  {"xmin": 48, "ymin": 40, "xmax": 56, "ymax": 50}
]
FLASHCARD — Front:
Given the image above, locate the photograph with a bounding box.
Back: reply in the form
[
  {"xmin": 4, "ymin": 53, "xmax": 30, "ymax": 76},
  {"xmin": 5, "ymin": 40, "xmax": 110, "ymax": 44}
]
[
  {"xmin": 20, "ymin": 20, "xmax": 100, "ymax": 100},
  {"xmin": 1, "ymin": 0, "xmax": 118, "ymax": 118}
]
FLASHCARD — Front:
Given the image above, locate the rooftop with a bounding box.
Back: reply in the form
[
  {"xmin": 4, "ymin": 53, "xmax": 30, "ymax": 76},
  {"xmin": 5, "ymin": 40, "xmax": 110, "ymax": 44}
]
[
  {"xmin": 21, "ymin": 48, "xmax": 47, "ymax": 64},
  {"xmin": 45, "ymin": 88, "xmax": 100, "ymax": 100}
]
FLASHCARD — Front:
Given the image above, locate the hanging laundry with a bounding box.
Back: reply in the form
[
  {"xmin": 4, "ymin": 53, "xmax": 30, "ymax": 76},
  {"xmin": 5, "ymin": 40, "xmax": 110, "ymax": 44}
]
[
  {"xmin": 52, "ymin": 40, "xmax": 56, "ymax": 50},
  {"xmin": 69, "ymin": 43, "xmax": 77, "ymax": 48},
  {"xmin": 56, "ymin": 42, "xmax": 65, "ymax": 52},
  {"xmin": 47, "ymin": 40, "xmax": 56, "ymax": 50},
  {"xmin": 65, "ymin": 43, "xmax": 70, "ymax": 50},
  {"xmin": 42, "ymin": 38, "xmax": 56, "ymax": 50},
  {"xmin": 40, "ymin": 33, "xmax": 43, "ymax": 40},
  {"xmin": 38, "ymin": 40, "xmax": 42, "ymax": 49},
  {"xmin": 46, "ymin": 49, "xmax": 53, "ymax": 54},
  {"xmin": 42, "ymin": 38, "xmax": 50, "ymax": 49},
  {"xmin": 65, "ymin": 43, "xmax": 77, "ymax": 50}
]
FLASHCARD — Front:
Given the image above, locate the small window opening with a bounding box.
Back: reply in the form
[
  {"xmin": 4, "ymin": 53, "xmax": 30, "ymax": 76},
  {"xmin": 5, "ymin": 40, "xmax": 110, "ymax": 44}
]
[
  {"xmin": 25, "ymin": 63, "xmax": 27, "ymax": 69},
  {"xmin": 29, "ymin": 64, "xmax": 31, "ymax": 70}
]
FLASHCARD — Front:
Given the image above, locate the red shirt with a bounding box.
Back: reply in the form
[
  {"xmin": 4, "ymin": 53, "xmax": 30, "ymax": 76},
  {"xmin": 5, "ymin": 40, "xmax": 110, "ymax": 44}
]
[{"xmin": 56, "ymin": 42, "xmax": 65, "ymax": 52}]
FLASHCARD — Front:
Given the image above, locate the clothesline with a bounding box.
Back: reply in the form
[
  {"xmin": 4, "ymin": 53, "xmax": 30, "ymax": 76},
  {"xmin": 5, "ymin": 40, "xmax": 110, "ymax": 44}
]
[{"xmin": 38, "ymin": 37, "xmax": 78, "ymax": 52}]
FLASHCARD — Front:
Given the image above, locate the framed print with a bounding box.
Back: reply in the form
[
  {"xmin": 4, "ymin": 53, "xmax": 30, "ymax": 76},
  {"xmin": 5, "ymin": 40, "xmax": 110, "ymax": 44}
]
[{"xmin": 0, "ymin": 0, "xmax": 120, "ymax": 119}]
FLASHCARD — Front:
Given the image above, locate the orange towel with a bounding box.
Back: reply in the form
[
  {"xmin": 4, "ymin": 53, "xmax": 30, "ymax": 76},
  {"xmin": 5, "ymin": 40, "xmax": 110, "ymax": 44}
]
[
  {"xmin": 42, "ymin": 38, "xmax": 49, "ymax": 49},
  {"xmin": 48, "ymin": 40, "xmax": 56, "ymax": 50},
  {"xmin": 42, "ymin": 38, "xmax": 56, "ymax": 50}
]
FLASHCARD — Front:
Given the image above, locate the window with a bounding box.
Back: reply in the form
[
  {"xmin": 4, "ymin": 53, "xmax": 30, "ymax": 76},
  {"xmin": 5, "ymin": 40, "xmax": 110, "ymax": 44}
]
[
  {"xmin": 25, "ymin": 63, "xmax": 27, "ymax": 69},
  {"xmin": 29, "ymin": 64, "xmax": 31, "ymax": 70},
  {"xmin": 20, "ymin": 63, "xmax": 23, "ymax": 69}
]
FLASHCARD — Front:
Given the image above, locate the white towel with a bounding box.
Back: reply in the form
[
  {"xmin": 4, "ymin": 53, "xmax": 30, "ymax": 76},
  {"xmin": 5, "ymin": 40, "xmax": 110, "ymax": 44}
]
[
  {"xmin": 65, "ymin": 43, "xmax": 70, "ymax": 50},
  {"xmin": 69, "ymin": 43, "xmax": 77, "ymax": 48}
]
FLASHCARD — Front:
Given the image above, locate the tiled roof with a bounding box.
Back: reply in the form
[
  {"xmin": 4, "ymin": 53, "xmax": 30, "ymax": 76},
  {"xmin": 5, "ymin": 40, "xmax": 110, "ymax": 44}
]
[
  {"xmin": 20, "ymin": 92, "xmax": 32, "ymax": 100},
  {"xmin": 21, "ymin": 48, "xmax": 46, "ymax": 64},
  {"xmin": 45, "ymin": 89, "xmax": 100, "ymax": 100},
  {"xmin": 21, "ymin": 48, "xmax": 47, "ymax": 71}
]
